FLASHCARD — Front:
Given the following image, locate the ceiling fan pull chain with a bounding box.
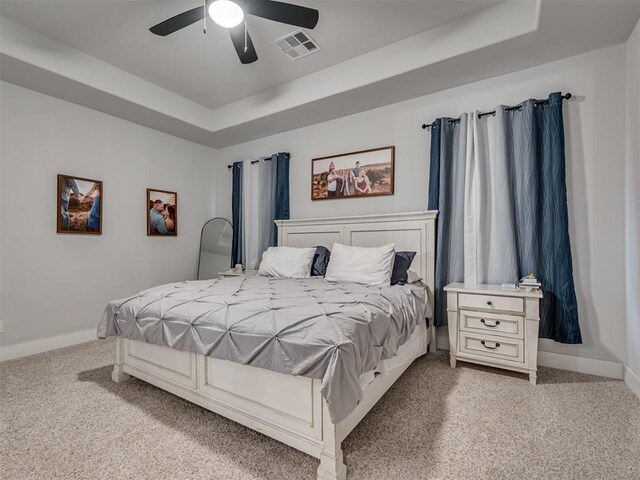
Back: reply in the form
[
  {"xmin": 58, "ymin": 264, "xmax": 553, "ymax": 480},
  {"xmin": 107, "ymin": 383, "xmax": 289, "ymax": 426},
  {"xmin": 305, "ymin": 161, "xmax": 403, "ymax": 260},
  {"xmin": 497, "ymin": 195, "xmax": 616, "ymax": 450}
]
[
  {"xmin": 244, "ymin": 20, "xmax": 248, "ymax": 53},
  {"xmin": 203, "ymin": 0, "xmax": 207, "ymax": 34}
]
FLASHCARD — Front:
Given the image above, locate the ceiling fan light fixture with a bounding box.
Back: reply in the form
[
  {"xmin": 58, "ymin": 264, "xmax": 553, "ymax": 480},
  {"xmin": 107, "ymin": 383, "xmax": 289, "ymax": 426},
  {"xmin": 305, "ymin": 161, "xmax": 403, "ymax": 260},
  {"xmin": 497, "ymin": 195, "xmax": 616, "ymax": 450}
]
[{"xmin": 208, "ymin": 0, "xmax": 244, "ymax": 29}]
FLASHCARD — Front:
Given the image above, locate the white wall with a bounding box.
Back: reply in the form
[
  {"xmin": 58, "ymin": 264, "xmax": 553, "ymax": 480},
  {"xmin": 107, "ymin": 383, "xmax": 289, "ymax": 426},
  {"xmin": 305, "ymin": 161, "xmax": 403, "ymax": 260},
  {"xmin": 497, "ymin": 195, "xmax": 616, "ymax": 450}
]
[
  {"xmin": 625, "ymin": 20, "xmax": 640, "ymax": 382},
  {"xmin": 0, "ymin": 81, "xmax": 217, "ymax": 349},
  {"xmin": 214, "ymin": 45, "xmax": 629, "ymax": 366},
  {"xmin": 1, "ymin": 41, "xmax": 634, "ymax": 373}
]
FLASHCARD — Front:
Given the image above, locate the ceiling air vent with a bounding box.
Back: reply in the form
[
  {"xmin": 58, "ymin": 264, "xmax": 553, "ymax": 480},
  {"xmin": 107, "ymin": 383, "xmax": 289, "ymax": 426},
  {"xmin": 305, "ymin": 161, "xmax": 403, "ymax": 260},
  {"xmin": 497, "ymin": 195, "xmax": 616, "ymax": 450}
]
[{"xmin": 274, "ymin": 29, "xmax": 321, "ymax": 61}]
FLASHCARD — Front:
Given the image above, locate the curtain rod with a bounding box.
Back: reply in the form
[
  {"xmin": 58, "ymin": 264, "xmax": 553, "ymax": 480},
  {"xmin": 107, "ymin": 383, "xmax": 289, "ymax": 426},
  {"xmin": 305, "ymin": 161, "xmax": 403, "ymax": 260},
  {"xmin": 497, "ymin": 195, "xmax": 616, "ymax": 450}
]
[
  {"xmin": 421, "ymin": 92, "xmax": 572, "ymax": 130},
  {"xmin": 226, "ymin": 157, "xmax": 272, "ymax": 170}
]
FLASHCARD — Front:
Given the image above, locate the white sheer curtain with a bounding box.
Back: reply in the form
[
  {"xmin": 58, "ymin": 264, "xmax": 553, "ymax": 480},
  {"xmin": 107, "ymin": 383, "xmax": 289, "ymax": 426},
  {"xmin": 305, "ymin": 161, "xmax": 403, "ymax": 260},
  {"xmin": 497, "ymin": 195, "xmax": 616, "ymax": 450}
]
[
  {"xmin": 464, "ymin": 108, "xmax": 518, "ymax": 285},
  {"xmin": 433, "ymin": 109, "xmax": 523, "ymax": 290},
  {"xmin": 242, "ymin": 158, "xmax": 276, "ymax": 270}
]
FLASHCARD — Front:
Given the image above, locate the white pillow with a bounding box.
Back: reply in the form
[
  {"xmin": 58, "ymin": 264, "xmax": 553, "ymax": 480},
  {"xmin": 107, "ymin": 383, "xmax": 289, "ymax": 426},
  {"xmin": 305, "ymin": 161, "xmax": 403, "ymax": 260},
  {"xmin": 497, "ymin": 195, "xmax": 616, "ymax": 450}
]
[
  {"xmin": 406, "ymin": 268, "xmax": 421, "ymax": 284},
  {"xmin": 258, "ymin": 246, "xmax": 316, "ymax": 278},
  {"xmin": 325, "ymin": 243, "xmax": 395, "ymax": 286}
]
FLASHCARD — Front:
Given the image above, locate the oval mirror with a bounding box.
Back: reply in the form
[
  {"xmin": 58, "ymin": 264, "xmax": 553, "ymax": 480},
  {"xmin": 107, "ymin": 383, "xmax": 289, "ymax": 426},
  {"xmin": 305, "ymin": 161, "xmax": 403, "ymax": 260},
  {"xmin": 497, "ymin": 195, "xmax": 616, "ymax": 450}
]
[{"xmin": 197, "ymin": 217, "xmax": 233, "ymax": 280}]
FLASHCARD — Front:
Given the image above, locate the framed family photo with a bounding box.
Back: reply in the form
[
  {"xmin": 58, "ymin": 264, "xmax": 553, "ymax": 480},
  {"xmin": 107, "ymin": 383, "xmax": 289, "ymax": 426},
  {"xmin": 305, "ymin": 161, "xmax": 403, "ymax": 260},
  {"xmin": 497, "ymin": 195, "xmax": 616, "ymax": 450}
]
[
  {"xmin": 57, "ymin": 174, "xmax": 103, "ymax": 234},
  {"xmin": 147, "ymin": 189, "xmax": 177, "ymax": 236},
  {"xmin": 311, "ymin": 146, "xmax": 395, "ymax": 201}
]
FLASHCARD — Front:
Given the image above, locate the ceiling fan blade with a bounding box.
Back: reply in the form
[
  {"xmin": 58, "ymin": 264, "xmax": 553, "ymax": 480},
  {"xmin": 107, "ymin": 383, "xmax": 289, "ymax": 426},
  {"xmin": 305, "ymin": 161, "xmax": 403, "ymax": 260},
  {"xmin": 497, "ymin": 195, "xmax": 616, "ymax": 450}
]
[
  {"xmin": 229, "ymin": 25, "xmax": 258, "ymax": 64},
  {"xmin": 150, "ymin": 6, "xmax": 205, "ymax": 36},
  {"xmin": 246, "ymin": 0, "xmax": 319, "ymax": 29}
]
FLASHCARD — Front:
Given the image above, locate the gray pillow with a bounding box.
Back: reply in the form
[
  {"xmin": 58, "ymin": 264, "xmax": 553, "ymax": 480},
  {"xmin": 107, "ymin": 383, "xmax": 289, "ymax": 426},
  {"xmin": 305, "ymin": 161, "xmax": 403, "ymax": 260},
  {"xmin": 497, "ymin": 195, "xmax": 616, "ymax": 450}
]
[
  {"xmin": 391, "ymin": 251, "xmax": 416, "ymax": 285},
  {"xmin": 311, "ymin": 246, "xmax": 331, "ymax": 276}
]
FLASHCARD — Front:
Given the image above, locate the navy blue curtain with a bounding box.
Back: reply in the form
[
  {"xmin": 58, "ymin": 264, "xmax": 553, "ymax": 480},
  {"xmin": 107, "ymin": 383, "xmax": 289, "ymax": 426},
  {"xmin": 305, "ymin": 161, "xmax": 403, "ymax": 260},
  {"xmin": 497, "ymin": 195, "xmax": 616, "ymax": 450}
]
[
  {"xmin": 511, "ymin": 93, "xmax": 581, "ymax": 343},
  {"xmin": 429, "ymin": 118, "xmax": 467, "ymax": 327},
  {"xmin": 428, "ymin": 118, "xmax": 445, "ymax": 326},
  {"xmin": 270, "ymin": 152, "xmax": 290, "ymax": 246},
  {"xmin": 231, "ymin": 161, "xmax": 243, "ymax": 268}
]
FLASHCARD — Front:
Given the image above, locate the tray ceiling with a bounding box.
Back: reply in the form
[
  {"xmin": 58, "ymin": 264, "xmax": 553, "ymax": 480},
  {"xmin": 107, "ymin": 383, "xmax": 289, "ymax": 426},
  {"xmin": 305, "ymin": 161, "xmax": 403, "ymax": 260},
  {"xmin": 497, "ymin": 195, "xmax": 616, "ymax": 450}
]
[{"xmin": 0, "ymin": 0, "xmax": 500, "ymax": 109}]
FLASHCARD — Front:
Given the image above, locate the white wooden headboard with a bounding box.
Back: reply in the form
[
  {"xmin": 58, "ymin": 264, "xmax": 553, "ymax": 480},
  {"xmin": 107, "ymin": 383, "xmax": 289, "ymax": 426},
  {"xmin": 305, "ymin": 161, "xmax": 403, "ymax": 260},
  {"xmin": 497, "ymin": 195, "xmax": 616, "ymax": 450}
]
[{"xmin": 276, "ymin": 211, "xmax": 438, "ymax": 303}]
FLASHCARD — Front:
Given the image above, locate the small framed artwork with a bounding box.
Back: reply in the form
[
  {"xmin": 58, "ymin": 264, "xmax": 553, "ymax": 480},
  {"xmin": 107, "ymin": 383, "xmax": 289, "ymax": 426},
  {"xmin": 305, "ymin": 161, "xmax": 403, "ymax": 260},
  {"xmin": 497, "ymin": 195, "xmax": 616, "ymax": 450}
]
[
  {"xmin": 147, "ymin": 188, "xmax": 177, "ymax": 236},
  {"xmin": 311, "ymin": 146, "xmax": 395, "ymax": 201},
  {"xmin": 57, "ymin": 174, "xmax": 103, "ymax": 234}
]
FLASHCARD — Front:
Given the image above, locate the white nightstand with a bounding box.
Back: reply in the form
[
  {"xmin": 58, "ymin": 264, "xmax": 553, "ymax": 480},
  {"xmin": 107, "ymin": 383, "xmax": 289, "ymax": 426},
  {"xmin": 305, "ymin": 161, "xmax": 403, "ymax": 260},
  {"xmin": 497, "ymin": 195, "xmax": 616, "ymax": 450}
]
[{"xmin": 444, "ymin": 283, "xmax": 543, "ymax": 385}]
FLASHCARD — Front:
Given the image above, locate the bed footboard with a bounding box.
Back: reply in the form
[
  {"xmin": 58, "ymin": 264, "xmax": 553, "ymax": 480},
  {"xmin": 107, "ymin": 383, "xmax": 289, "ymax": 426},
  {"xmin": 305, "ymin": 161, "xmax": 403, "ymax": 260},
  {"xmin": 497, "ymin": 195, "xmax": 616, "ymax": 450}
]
[{"xmin": 110, "ymin": 320, "xmax": 433, "ymax": 480}]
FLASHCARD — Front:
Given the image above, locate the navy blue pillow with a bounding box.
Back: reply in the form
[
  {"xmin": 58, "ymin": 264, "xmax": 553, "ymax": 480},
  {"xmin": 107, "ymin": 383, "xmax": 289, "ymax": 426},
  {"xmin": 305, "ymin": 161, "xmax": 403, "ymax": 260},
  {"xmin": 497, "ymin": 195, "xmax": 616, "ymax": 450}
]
[
  {"xmin": 391, "ymin": 251, "xmax": 416, "ymax": 285},
  {"xmin": 311, "ymin": 246, "xmax": 331, "ymax": 276}
]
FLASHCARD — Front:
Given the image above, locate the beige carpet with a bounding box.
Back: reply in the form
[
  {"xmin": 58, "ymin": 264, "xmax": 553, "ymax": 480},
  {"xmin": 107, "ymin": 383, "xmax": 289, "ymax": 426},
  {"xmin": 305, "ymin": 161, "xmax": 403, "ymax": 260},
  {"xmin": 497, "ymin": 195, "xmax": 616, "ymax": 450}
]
[{"xmin": 1, "ymin": 339, "xmax": 639, "ymax": 480}]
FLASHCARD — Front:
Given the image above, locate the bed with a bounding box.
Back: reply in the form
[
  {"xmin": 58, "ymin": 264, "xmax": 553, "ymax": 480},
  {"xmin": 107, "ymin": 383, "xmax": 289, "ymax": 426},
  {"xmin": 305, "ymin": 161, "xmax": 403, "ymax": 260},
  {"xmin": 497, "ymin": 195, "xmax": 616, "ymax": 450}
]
[{"xmin": 99, "ymin": 211, "xmax": 437, "ymax": 480}]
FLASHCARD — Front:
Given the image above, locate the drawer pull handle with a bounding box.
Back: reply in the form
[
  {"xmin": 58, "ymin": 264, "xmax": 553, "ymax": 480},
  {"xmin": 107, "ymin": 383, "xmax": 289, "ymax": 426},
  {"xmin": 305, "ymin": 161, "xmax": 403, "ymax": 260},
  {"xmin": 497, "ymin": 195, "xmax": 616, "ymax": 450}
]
[
  {"xmin": 480, "ymin": 340, "xmax": 500, "ymax": 350},
  {"xmin": 486, "ymin": 301, "xmax": 493, "ymax": 306},
  {"xmin": 480, "ymin": 319, "xmax": 501, "ymax": 328}
]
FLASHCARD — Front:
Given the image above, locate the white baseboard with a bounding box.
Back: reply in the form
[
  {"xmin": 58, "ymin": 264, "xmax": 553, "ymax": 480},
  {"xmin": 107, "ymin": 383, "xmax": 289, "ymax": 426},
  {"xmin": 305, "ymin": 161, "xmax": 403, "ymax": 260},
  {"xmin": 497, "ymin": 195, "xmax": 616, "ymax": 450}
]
[
  {"xmin": 0, "ymin": 328, "xmax": 97, "ymax": 362},
  {"xmin": 624, "ymin": 365, "xmax": 640, "ymax": 398},
  {"xmin": 436, "ymin": 335, "xmax": 450, "ymax": 350},
  {"xmin": 435, "ymin": 334, "xmax": 625, "ymax": 380},
  {"xmin": 537, "ymin": 351, "xmax": 624, "ymax": 379}
]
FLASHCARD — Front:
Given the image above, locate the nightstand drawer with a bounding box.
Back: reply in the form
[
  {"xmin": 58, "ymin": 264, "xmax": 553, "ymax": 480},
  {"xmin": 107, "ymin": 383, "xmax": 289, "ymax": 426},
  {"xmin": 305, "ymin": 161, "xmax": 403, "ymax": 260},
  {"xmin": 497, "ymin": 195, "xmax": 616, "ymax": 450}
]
[
  {"xmin": 459, "ymin": 310, "xmax": 523, "ymax": 339},
  {"xmin": 458, "ymin": 293, "xmax": 524, "ymax": 313},
  {"xmin": 458, "ymin": 331, "xmax": 524, "ymax": 363}
]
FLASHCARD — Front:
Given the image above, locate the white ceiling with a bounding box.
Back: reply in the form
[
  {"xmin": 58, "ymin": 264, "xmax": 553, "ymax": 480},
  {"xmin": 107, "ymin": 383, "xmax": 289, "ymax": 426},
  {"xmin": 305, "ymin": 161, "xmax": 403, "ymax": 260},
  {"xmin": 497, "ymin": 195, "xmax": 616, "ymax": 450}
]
[
  {"xmin": 1, "ymin": 0, "xmax": 639, "ymax": 148},
  {"xmin": 0, "ymin": 0, "xmax": 500, "ymax": 109}
]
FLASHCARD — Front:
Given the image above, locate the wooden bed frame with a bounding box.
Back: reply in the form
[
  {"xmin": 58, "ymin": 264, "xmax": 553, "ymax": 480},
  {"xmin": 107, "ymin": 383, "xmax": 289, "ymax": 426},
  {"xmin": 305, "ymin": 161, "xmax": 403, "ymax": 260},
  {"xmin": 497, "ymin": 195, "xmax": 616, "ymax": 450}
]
[{"xmin": 111, "ymin": 211, "xmax": 438, "ymax": 480}]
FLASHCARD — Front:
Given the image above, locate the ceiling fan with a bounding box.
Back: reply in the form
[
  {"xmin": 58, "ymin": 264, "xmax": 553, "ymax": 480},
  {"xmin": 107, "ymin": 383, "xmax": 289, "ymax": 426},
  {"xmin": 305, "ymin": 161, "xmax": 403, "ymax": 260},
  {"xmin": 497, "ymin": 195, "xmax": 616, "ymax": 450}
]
[{"xmin": 149, "ymin": 0, "xmax": 319, "ymax": 64}]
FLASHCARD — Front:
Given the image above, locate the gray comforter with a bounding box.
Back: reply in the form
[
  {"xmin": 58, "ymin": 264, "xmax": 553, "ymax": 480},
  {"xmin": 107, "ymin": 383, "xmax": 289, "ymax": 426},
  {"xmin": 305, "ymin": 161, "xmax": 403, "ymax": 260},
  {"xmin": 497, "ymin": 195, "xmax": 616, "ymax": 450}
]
[{"xmin": 98, "ymin": 276, "xmax": 430, "ymax": 422}]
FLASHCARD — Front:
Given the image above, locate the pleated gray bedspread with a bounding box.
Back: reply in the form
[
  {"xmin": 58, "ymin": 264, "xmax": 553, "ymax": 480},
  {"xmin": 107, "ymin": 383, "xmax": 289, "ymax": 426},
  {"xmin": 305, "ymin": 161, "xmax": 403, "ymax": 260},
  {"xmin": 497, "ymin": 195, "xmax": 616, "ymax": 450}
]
[{"xmin": 98, "ymin": 276, "xmax": 430, "ymax": 422}]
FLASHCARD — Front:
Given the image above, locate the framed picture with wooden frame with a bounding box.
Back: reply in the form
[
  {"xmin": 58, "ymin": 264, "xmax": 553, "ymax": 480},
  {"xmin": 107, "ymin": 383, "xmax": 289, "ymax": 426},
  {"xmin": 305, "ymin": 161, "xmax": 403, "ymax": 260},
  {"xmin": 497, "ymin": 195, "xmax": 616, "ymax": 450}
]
[
  {"xmin": 311, "ymin": 146, "xmax": 395, "ymax": 201},
  {"xmin": 147, "ymin": 188, "xmax": 178, "ymax": 236},
  {"xmin": 56, "ymin": 174, "xmax": 103, "ymax": 235}
]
